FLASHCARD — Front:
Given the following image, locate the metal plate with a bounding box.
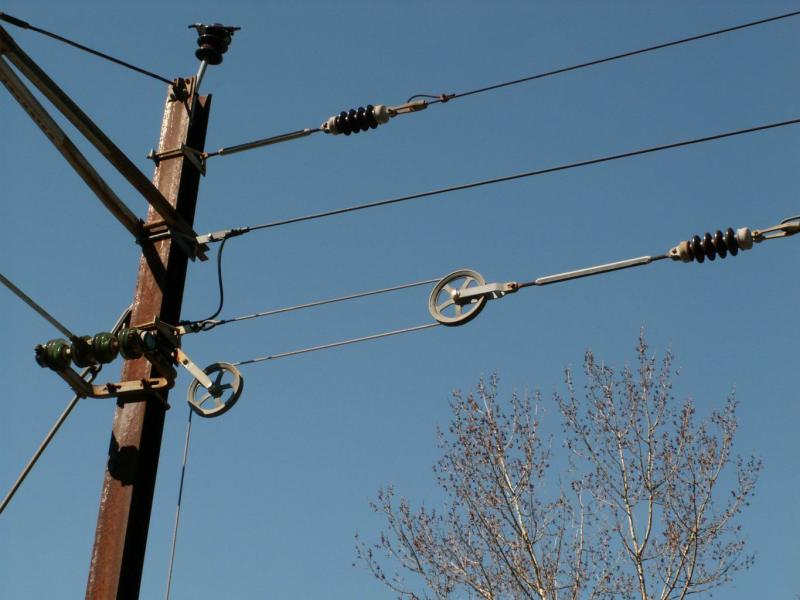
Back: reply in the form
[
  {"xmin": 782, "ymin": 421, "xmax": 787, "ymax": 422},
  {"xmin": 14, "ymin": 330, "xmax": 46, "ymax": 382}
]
[
  {"xmin": 187, "ymin": 362, "xmax": 243, "ymax": 418},
  {"xmin": 428, "ymin": 269, "xmax": 487, "ymax": 326}
]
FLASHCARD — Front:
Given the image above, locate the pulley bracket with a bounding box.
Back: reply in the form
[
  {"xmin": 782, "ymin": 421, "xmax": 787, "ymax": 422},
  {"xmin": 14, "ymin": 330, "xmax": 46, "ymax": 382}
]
[{"xmin": 453, "ymin": 281, "xmax": 518, "ymax": 304}]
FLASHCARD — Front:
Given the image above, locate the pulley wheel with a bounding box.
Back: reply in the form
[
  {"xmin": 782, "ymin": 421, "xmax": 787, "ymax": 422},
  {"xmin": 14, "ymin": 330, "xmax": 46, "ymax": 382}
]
[
  {"xmin": 428, "ymin": 269, "xmax": 487, "ymax": 326},
  {"xmin": 187, "ymin": 362, "xmax": 244, "ymax": 418}
]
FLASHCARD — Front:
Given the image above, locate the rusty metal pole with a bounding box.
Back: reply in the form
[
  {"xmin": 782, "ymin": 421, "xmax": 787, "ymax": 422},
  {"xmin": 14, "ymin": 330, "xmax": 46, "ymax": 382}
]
[{"xmin": 85, "ymin": 80, "xmax": 210, "ymax": 600}]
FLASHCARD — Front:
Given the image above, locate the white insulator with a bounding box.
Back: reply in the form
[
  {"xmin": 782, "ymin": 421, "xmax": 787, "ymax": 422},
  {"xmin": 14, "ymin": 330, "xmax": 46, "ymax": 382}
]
[
  {"xmin": 736, "ymin": 227, "xmax": 753, "ymax": 250},
  {"xmin": 321, "ymin": 115, "xmax": 340, "ymax": 135},
  {"xmin": 372, "ymin": 104, "xmax": 391, "ymax": 124},
  {"xmin": 670, "ymin": 240, "xmax": 693, "ymax": 262}
]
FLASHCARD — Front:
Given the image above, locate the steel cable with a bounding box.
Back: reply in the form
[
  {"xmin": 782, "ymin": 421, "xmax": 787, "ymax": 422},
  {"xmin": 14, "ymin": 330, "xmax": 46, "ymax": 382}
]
[
  {"xmin": 215, "ymin": 117, "xmax": 800, "ymax": 237},
  {"xmin": 414, "ymin": 9, "xmax": 800, "ymax": 105},
  {"xmin": 1, "ymin": 272, "xmax": 77, "ymax": 339},
  {"xmin": 184, "ymin": 277, "xmax": 440, "ymax": 333},
  {"xmin": 233, "ymin": 323, "xmax": 440, "ymax": 367},
  {"xmin": 0, "ymin": 12, "xmax": 174, "ymax": 85}
]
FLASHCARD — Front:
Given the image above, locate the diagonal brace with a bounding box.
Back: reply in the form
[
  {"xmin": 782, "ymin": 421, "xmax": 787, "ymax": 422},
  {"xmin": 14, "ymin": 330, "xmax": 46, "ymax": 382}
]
[
  {"xmin": 0, "ymin": 55, "xmax": 144, "ymax": 240},
  {"xmin": 0, "ymin": 25, "xmax": 207, "ymax": 259}
]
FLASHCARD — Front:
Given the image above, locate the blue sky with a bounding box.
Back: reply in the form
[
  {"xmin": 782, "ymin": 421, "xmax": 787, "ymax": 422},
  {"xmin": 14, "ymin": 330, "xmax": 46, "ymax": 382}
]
[{"xmin": 1, "ymin": 2, "xmax": 798, "ymax": 598}]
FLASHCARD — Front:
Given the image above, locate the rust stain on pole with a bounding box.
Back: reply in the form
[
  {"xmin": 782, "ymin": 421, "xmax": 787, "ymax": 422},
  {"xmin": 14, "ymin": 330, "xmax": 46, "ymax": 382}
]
[{"xmin": 85, "ymin": 81, "xmax": 210, "ymax": 600}]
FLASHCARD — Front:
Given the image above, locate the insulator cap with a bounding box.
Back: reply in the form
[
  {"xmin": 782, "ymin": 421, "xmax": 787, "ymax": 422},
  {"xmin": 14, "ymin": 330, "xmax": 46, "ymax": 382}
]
[
  {"xmin": 736, "ymin": 227, "xmax": 753, "ymax": 250},
  {"xmin": 71, "ymin": 335, "xmax": 97, "ymax": 368},
  {"xmin": 35, "ymin": 339, "xmax": 72, "ymax": 371},
  {"xmin": 321, "ymin": 104, "xmax": 391, "ymax": 135},
  {"xmin": 189, "ymin": 23, "xmax": 240, "ymax": 65},
  {"xmin": 92, "ymin": 332, "xmax": 119, "ymax": 364},
  {"xmin": 118, "ymin": 327, "xmax": 144, "ymax": 360}
]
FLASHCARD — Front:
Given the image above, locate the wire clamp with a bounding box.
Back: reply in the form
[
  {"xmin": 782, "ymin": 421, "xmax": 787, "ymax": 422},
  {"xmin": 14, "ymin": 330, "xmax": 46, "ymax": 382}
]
[
  {"xmin": 388, "ymin": 99, "xmax": 429, "ymax": 115},
  {"xmin": 194, "ymin": 227, "xmax": 248, "ymax": 246},
  {"xmin": 753, "ymin": 215, "xmax": 800, "ymax": 242}
]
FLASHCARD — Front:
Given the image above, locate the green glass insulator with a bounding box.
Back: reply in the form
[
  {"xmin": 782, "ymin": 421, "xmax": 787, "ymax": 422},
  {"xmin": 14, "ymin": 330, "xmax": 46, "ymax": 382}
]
[
  {"xmin": 118, "ymin": 328, "xmax": 144, "ymax": 360},
  {"xmin": 92, "ymin": 332, "xmax": 119, "ymax": 364},
  {"xmin": 35, "ymin": 338, "xmax": 71, "ymax": 370},
  {"xmin": 71, "ymin": 336, "xmax": 97, "ymax": 368}
]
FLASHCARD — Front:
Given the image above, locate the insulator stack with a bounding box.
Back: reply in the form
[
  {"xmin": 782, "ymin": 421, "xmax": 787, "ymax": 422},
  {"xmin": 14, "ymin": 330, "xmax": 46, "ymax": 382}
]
[
  {"xmin": 189, "ymin": 23, "xmax": 240, "ymax": 65},
  {"xmin": 321, "ymin": 104, "xmax": 391, "ymax": 135},
  {"xmin": 670, "ymin": 227, "xmax": 753, "ymax": 263},
  {"xmin": 35, "ymin": 330, "xmax": 147, "ymax": 371}
]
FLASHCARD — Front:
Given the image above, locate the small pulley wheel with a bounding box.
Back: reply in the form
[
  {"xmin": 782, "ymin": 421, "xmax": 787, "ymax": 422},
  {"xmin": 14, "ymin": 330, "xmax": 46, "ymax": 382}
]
[
  {"xmin": 187, "ymin": 362, "xmax": 244, "ymax": 418},
  {"xmin": 428, "ymin": 269, "xmax": 487, "ymax": 326}
]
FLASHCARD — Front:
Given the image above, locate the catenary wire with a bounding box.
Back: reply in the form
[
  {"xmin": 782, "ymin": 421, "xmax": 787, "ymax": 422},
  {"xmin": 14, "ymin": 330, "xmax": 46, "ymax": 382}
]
[
  {"xmin": 210, "ymin": 117, "xmax": 800, "ymax": 239},
  {"xmin": 0, "ymin": 271, "xmax": 77, "ymax": 339},
  {"xmin": 165, "ymin": 406, "xmax": 193, "ymax": 600},
  {"xmin": 183, "ymin": 277, "xmax": 440, "ymax": 332},
  {"xmin": 413, "ymin": 9, "xmax": 800, "ymax": 105},
  {"xmin": 233, "ymin": 323, "xmax": 439, "ymax": 367},
  {"xmin": 0, "ymin": 12, "xmax": 174, "ymax": 85}
]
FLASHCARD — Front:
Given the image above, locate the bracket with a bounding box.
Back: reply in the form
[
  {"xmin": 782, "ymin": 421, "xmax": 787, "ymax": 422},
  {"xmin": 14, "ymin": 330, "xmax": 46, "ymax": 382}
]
[
  {"xmin": 146, "ymin": 143, "xmax": 206, "ymax": 175},
  {"xmin": 453, "ymin": 281, "xmax": 518, "ymax": 304}
]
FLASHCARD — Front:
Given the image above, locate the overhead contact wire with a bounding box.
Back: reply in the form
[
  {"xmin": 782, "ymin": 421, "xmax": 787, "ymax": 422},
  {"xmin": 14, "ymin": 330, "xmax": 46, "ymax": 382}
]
[
  {"xmin": 0, "ymin": 12, "xmax": 174, "ymax": 85},
  {"xmin": 228, "ymin": 117, "xmax": 800, "ymax": 235},
  {"xmin": 234, "ymin": 323, "xmax": 439, "ymax": 366},
  {"xmin": 417, "ymin": 9, "xmax": 800, "ymax": 104}
]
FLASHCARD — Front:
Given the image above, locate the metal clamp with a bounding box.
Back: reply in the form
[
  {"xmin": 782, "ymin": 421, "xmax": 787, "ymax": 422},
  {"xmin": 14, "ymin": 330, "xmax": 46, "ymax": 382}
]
[
  {"xmin": 146, "ymin": 144, "xmax": 206, "ymax": 175},
  {"xmin": 387, "ymin": 100, "xmax": 429, "ymax": 115},
  {"xmin": 753, "ymin": 215, "xmax": 800, "ymax": 242}
]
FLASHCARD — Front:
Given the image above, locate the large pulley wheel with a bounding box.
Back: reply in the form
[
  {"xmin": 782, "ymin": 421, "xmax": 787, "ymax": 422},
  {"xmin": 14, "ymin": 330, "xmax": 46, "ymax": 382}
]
[
  {"xmin": 187, "ymin": 362, "xmax": 244, "ymax": 418},
  {"xmin": 428, "ymin": 269, "xmax": 487, "ymax": 326}
]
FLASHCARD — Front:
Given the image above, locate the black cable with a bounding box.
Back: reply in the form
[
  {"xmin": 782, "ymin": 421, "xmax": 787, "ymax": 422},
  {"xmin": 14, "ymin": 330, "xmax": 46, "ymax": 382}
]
[
  {"xmin": 411, "ymin": 9, "xmax": 800, "ymax": 105},
  {"xmin": 181, "ymin": 236, "xmax": 228, "ymax": 326},
  {"xmin": 0, "ymin": 12, "xmax": 174, "ymax": 85},
  {"xmin": 224, "ymin": 116, "xmax": 800, "ymax": 235}
]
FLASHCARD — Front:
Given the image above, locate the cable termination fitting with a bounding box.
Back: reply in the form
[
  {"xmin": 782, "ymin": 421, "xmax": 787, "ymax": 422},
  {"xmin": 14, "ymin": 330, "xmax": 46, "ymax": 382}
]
[
  {"xmin": 669, "ymin": 227, "xmax": 753, "ymax": 263},
  {"xmin": 189, "ymin": 23, "xmax": 240, "ymax": 65}
]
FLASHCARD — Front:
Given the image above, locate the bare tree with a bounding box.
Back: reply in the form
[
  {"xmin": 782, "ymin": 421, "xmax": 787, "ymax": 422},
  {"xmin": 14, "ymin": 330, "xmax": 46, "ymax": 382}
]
[{"xmin": 358, "ymin": 336, "xmax": 761, "ymax": 600}]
